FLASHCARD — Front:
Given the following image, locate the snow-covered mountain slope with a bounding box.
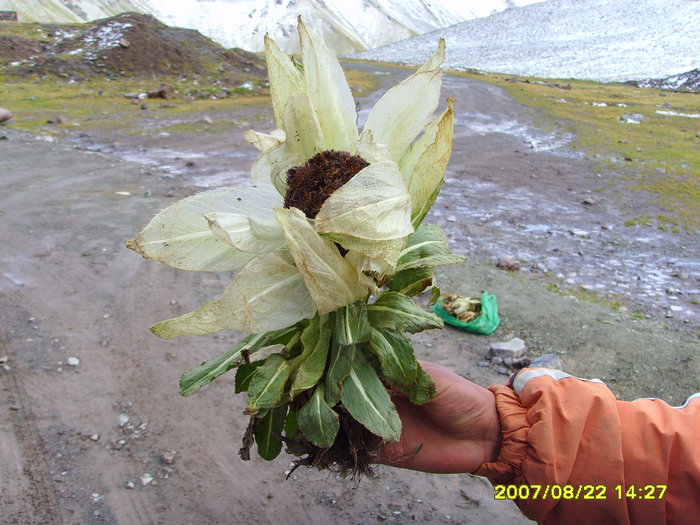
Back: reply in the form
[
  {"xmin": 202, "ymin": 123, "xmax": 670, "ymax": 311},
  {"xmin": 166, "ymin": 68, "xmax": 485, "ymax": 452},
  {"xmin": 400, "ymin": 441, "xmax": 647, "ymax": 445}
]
[
  {"xmin": 352, "ymin": 0, "xmax": 700, "ymax": 82},
  {"xmin": 0, "ymin": 0, "xmax": 544, "ymax": 54}
]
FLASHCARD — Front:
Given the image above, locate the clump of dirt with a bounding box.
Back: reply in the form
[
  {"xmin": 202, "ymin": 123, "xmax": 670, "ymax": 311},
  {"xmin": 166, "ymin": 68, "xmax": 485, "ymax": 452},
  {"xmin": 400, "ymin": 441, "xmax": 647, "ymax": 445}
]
[
  {"xmin": 285, "ymin": 151, "xmax": 369, "ymax": 218},
  {"xmin": 0, "ymin": 12, "xmax": 266, "ymax": 82}
]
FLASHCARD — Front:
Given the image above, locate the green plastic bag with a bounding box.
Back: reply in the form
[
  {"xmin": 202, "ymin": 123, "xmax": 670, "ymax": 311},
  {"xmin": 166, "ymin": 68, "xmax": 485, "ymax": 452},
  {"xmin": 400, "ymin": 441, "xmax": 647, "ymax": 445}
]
[{"xmin": 432, "ymin": 291, "xmax": 500, "ymax": 335}]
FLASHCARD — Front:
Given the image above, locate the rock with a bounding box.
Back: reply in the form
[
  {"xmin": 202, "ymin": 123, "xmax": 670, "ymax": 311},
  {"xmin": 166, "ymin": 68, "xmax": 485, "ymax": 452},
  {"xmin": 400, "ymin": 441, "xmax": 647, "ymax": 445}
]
[
  {"xmin": 125, "ymin": 481, "xmax": 135, "ymax": 489},
  {"xmin": 119, "ymin": 38, "xmax": 131, "ymax": 48},
  {"xmin": 159, "ymin": 450, "xmax": 177, "ymax": 464},
  {"xmin": 0, "ymin": 108, "xmax": 13, "ymax": 123},
  {"xmin": 89, "ymin": 433, "xmax": 100, "ymax": 442},
  {"xmin": 582, "ymin": 198, "xmax": 596, "ymax": 205},
  {"xmin": 530, "ymin": 353, "xmax": 563, "ymax": 370},
  {"xmin": 200, "ymin": 115, "xmax": 213, "ymax": 124},
  {"xmin": 67, "ymin": 356, "xmax": 80, "ymax": 366},
  {"xmin": 620, "ymin": 113, "xmax": 645, "ymax": 124},
  {"xmin": 489, "ymin": 338, "xmax": 526, "ymax": 359},
  {"xmin": 140, "ymin": 473, "xmax": 153, "ymax": 486},
  {"xmin": 511, "ymin": 356, "xmax": 532, "ymax": 369},
  {"xmin": 147, "ymin": 83, "xmax": 175, "ymax": 100},
  {"xmin": 496, "ymin": 257, "xmax": 521, "ymax": 271}
]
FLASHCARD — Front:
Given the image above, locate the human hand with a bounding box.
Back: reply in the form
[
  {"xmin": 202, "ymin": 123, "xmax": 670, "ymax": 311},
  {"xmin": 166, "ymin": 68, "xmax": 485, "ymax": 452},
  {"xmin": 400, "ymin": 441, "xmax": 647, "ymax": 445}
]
[{"xmin": 380, "ymin": 361, "xmax": 501, "ymax": 474}]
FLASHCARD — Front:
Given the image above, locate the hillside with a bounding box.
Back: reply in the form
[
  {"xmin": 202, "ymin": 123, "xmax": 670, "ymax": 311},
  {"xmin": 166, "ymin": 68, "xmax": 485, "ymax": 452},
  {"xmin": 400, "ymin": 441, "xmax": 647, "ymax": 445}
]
[
  {"xmin": 0, "ymin": 12, "xmax": 265, "ymax": 81},
  {"xmin": 352, "ymin": 0, "xmax": 700, "ymax": 83}
]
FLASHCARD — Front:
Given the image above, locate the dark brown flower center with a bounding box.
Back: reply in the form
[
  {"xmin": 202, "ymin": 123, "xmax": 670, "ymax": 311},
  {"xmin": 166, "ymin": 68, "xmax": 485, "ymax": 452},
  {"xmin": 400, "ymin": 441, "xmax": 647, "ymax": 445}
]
[{"xmin": 284, "ymin": 150, "xmax": 369, "ymax": 219}]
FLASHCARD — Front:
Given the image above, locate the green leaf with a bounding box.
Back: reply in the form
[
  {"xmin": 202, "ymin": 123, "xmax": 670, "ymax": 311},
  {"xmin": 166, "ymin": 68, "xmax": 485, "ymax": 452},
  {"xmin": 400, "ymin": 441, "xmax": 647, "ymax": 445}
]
[
  {"xmin": 341, "ymin": 352, "xmax": 402, "ymax": 441},
  {"xmin": 367, "ymin": 327, "xmax": 418, "ymax": 392},
  {"xmin": 324, "ymin": 340, "xmax": 356, "ymax": 406},
  {"xmin": 387, "ymin": 266, "xmax": 434, "ymax": 297},
  {"xmin": 178, "ymin": 325, "xmax": 302, "ymax": 397},
  {"xmin": 410, "ymin": 365, "xmax": 437, "ymax": 405},
  {"xmin": 395, "ymin": 224, "xmax": 465, "ymax": 272},
  {"xmin": 334, "ymin": 300, "xmax": 370, "ymax": 345},
  {"xmin": 367, "ymin": 291, "xmax": 443, "ymax": 334},
  {"xmin": 297, "ymin": 384, "xmax": 340, "ymax": 448},
  {"xmin": 290, "ymin": 314, "xmax": 332, "ymax": 399},
  {"xmin": 248, "ymin": 354, "xmax": 294, "ymax": 412},
  {"xmin": 285, "ymin": 410, "xmax": 299, "ymax": 441},
  {"xmin": 254, "ymin": 406, "xmax": 288, "ymax": 461},
  {"xmin": 235, "ymin": 361, "xmax": 265, "ymax": 393},
  {"xmin": 429, "ymin": 284, "xmax": 441, "ymax": 306}
]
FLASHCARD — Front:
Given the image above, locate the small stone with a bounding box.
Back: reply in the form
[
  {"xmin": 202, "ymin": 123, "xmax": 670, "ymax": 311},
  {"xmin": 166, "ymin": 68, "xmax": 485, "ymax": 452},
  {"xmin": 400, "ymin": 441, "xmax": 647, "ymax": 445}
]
[
  {"xmin": 118, "ymin": 413, "xmax": 130, "ymax": 427},
  {"xmin": 119, "ymin": 38, "xmax": 131, "ymax": 48},
  {"xmin": 477, "ymin": 361, "xmax": 490, "ymax": 367},
  {"xmin": 489, "ymin": 338, "xmax": 526, "ymax": 359},
  {"xmin": 496, "ymin": 257, "xmax": 520, "ymax": 271},
  {"xmin": 160, "ymin": 450, "xmax": 177, "ymax": 465},
  {"xmin": 497, "ymin": 367, "xmax": 509, "ymax": 375},
  {"xmin": 490, "ymin": 356, "xmax": 503, "ymax": 365},
  {"xmin": 582, "ymin": 198, "xmax": 596, "ymax": 205},
  {"xmin": 90, "ymin": 433, "xmax": 100, "ymax": 442},
  {"xmin": 530, "ymin": 353, "xmax": 563, "ymax": 370},
  {"xmin": 66, "ymin": 357, "xmax": 80, "ymax": 367},
  {"xmin": 511, "ymin": 356, "xmax": 532, "ymax": 369},
  {"xmin": 125, "ymin": 481, "xmax": 135, "ymax": 489},
  {"xmin": 140, "ymin": 473, "xmax": 153, "ymax": 486},
  {"xmin": 200, "ymin": 115, "xmax": 213, "ymax": 124}
]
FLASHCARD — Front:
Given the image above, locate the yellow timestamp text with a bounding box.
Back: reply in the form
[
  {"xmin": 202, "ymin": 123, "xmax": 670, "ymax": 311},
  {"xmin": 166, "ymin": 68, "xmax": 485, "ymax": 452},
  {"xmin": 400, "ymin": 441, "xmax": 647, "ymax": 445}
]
[{"xmin": 494, "ymin": 484, "xmax": 667, "ymax": 501}]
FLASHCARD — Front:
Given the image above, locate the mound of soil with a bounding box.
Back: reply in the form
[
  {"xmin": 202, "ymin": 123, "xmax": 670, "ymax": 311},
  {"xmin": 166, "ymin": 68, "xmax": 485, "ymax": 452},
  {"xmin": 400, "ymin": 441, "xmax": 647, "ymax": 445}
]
[{"xmin": 0, "ymin": 12, "xmax": 266, "ymax": 81}]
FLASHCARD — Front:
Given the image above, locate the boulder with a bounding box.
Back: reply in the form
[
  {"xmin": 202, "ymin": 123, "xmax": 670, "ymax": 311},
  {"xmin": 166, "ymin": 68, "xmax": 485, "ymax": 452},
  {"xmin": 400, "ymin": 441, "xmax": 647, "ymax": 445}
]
[
  {"xmin": 0, "ymin": 107, "xmax": 13, "ymax": 123},
  {"xmin": 147, "ymin": 83, "xmax": 175, "ymax": 99}
]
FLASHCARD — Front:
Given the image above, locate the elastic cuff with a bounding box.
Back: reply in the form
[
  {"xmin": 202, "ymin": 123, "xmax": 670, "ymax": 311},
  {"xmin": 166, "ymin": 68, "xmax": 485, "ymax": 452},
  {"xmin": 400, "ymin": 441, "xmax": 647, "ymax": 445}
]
[{"xmin": 472, "ymin": 384, "xmax": 531, "ymax": 484}]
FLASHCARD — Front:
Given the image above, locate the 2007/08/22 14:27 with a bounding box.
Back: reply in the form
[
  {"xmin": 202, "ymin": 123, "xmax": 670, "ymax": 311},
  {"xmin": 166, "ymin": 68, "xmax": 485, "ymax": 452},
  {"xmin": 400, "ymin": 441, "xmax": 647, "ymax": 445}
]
[{"xmin": 494, "ymin": 484, "xmax": 668, "ymax": 500}]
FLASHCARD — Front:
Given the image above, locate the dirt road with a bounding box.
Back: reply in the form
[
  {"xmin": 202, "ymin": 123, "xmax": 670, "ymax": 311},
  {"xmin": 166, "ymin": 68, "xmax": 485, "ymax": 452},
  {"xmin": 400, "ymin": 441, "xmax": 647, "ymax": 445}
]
[{"xmin": 1, "ymin": 66, "xmax": 697, "ymax": 524}]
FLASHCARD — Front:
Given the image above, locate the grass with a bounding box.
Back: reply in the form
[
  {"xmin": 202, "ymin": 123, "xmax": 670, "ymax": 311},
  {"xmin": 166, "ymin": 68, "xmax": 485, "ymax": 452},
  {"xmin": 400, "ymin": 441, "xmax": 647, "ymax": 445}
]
[
  {"xmin": 0, "ymin": 67, "xmax": 376, "ymax": 137},
  {"xmin": 450, "ymin": 70, "xmax": 700, "ymax": 229}
]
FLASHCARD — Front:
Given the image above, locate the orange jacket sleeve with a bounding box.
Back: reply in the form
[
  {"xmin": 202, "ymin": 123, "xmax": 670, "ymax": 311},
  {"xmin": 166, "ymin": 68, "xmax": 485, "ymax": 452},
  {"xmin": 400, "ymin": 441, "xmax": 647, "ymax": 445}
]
[{"xmin": 473, "ymin": 368, "xmax": 700, "ymax": 524}]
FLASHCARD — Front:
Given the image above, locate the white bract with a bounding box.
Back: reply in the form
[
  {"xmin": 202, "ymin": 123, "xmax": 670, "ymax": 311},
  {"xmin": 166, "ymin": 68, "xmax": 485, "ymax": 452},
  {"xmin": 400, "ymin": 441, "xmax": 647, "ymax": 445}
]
[{"xmin": 127, "ymin": 18, "xmax": 454, "ymax": 338}]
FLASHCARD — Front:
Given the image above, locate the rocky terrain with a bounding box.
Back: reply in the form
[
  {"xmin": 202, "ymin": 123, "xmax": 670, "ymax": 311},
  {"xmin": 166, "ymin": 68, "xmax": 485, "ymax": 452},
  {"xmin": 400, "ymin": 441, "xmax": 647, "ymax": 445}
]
[{"xmin": 0, "ymin": 12, "xmax": 265, "ymax": 82}]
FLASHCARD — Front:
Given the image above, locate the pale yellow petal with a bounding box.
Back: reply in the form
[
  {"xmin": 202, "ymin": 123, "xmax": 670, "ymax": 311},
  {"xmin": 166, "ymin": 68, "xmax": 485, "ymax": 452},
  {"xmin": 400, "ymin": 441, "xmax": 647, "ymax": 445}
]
[
  {"xmin": 399, "ymin": 98, "xmax": 454, "ymax": 227},
  {"xmin": 249, "ymin": 142, "xmax": 300, "ymax": 195},
  {"xmin": 205, "ymin": 213, "xmax": 286, "ymax": 254},
  {"xmin": 274, "ymin": 207, "xmax": 369, "ymax": 315},
  {"xmin": 314, "ymin": 161, "xmax": 413, "ymax": 241},
  {"xmin": 355, "ymin": 130, "xmax": 392, "ymax": 164},
  {"xmin": 244, "ymin": 129, "xmax": 286, "ymax": 154},
  {"xmin": 362, "ymin": 40, "xmax": 445, "ymax": 161},
  {"xmin": 298, "ymin": 18, "xmax": 358, "ymax": 151},
  {"xmin": 265, "ymin": 34, "xmax": 305, "ymax": 128},
  {"xmin": 150, "ymin": 251, "xmax": 315, "ymax": 338},
  {"xmin": 283, "ymin": 91, "xmax": 326, "ymax": 158},
  {"xmin": 126, "ymin": 188, "xmax": 270, "ymax": 272}
]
